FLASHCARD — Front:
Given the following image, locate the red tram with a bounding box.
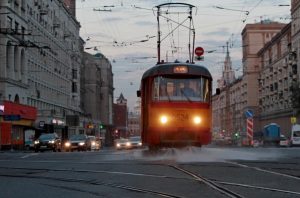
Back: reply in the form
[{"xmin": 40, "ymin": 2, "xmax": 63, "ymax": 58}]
[{"xmin": 137, "ymin": 62, "xmax": 213, "ymax": 149}]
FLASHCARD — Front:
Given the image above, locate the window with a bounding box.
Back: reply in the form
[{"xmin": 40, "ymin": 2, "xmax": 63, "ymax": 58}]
[
  {"xmin": 15, "ymin": 21, "xmax": 19, "ymax": 34},
  {"xmin": 72, "ymin": 69, "xmax": 77, "ymax": 79},
  {"xmin": 7, "ymin": 16, "xmax": 12, "ymax": 29},
  {"xmin": 21, "ymin": 26, "xmax": 25, "ymax": 39},
  {"xmin": 152, "ymin": 76, "xmax": 211, "ymax": 102},
  {"xmin": 72, "ymin": 82, "xmax": 77, "ymax": 93}
]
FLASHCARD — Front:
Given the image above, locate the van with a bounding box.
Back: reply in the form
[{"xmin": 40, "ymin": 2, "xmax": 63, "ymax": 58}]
[{"xmin": 291, "ymin": 124, "xmax": 300, "ymax": 146}]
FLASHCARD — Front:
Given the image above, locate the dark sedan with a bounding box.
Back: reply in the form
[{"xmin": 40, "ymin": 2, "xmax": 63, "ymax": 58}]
[
  {"xmin": 64, "ymin": 134, "xmax": 91, "ymax": 151},
  {"xmin": 34, "ymin": 133, "xmax": 62, "ymax": 152}
]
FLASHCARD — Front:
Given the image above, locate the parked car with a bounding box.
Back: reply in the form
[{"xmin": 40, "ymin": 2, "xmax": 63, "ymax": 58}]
[
  {"xmin": 88, "ymin": 136, "xmax": 101, "ymax": 151},
  {"xmin": 34, "ymin": 133, "xmax": 62, "ymax": 152},
  {"xmin": 290, "ymin": 124, "xmax": 300, "ymax": 146},
  {"xmin": 279, "ymin": 135, "xmax": 290, "ymax": 147},
  {"xmin": 128, "ymin": 136, "xmax": 143, "ymax": 149},
  {"xmin": 115, "ymin": 138, "xmax": 130, "ymax": 150},
  {"xmin": 64, "ymin": 134, "xmax": 91, "ymax": 151}
]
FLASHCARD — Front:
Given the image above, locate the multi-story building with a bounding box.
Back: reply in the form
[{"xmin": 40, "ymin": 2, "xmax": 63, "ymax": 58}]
[
  {"xmin": 291, "ymin": 0, "xmax": 300, "ymax": 119},
  {"xmin": 128, "ymin": 98, "xmax": 141, "ymax": 137},
  {"xmin": 258, "ymin": 23, "xmax": 294, "ymax": 134},
  {"xmin": 81, "ymin": 52, "xmax": 114, "ymax": 138},
  {"xmin": 212, "ymin": 20, "xmax": 286, "ymax": 141},
  {"xmin": 113, "ymin": 93, "xmax": 128, "ymax": 141},
  {"xmin": 81, "ymin": 52, "xmax": 102, "ymax": 137},
  {"xmin": 241, "ymin": 21, "xmax": 286, "ymax": 133},
  {"xmin": 0, "ymin": 0, "xmax": 83, "ymax": 141}
]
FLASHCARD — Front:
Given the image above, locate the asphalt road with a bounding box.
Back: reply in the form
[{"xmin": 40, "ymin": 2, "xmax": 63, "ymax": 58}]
[{"xmin": 0, "ymin": 146, "xmax": 300, "ymax": 198}]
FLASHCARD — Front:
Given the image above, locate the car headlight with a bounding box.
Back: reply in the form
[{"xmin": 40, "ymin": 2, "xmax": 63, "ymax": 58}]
[
  {"xmin": 79, "ymin": 142, "xmax": 85, "ymax": 146},
  {"xmin": 116, "ymin": 143, "xmax": 121, "ymax": 147},
  {"xmin": 160, "ymin": 115, "xmax": 168, "ymax": 124},
  {"xmin": 91, "ymin": 141, "xmax": 96, "ymax": 146},
  {"xmin": 126, "ymin": 142, "xmax": 131, "ymax": 146},
  {"xmin": 65, "ymin": 142, "xmax": 71, "ymax": 147},
  {"xmin": 193, "ymin": 116, "xmax": 202, "ymax": 124},
  {"xmin": 138, "ymin": 142, "xmax": 142, "ymax": 146},
  {"xmin": 34, "ymin": 140, "xmax": 39, "ymax": 144},
  {"xmin": 49, "ymin": 140, "xmax": 55, "ymax": 144}
]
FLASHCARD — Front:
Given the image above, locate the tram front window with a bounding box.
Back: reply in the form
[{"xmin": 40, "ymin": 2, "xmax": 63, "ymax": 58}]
[{"xmin": 152, "ymin": 76, "xmax": 210, "ymax": 102}]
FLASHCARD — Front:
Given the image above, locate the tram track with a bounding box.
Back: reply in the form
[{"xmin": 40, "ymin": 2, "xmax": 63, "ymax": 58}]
[
  {"xmin": 168, "ymin": 162, "xmax": 300, "ymax": 197},
  {"xmin": 0, "ymin": 172, "xmax": 184, "ymax": 198},
  {"xmin": 226, "ymin": 161, "xmax": 300, "ymax": 180},
  {"xmin": 169, "ymin": 164, "xmax": 244, "ymax": 198},
  {"xmin": 1, "ymin": 160, "xmax": 300, "ymax": 197}
]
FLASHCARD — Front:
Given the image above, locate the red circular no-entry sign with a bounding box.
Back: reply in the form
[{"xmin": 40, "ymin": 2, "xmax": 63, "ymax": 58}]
[{"xmin": 195, "ymin": 47, "xmax": 204, "ymax": 56}]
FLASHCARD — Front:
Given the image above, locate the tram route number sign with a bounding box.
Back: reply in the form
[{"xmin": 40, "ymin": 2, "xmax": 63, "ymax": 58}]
[{"xmin": 3, "ymin": 114, "xmax": 21, "ymax": 121}]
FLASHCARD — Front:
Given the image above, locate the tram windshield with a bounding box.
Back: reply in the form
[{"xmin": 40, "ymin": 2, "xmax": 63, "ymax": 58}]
[{"xmin": 152, "ymin": 76, "xmax": 210, "ymax": 102}]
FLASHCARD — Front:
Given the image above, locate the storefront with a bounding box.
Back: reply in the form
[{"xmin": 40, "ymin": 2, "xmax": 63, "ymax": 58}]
[{"xmin": 0, "ymin": 101, "xmax": 37, "ymax": 150}]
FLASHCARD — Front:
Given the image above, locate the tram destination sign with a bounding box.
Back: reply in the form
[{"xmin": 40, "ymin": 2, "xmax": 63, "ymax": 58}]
[{"xmin": 3, "ymin": 114, "xmax": 21, "ymax": 121}]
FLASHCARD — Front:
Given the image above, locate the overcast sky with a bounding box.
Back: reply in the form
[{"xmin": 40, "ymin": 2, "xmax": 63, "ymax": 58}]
[{"xmin": 76, "ymin": 0, "xmax": 290, "ymax": 111}]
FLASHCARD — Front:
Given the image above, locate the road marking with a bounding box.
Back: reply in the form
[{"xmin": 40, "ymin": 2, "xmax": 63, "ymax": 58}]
[
  {"xmin": 20, "ymin": 153, "xmax": 39, "ymax": 159},
  {"xmin": 226, "ymin": 161, "xmax": 300, "ymax": 180}
]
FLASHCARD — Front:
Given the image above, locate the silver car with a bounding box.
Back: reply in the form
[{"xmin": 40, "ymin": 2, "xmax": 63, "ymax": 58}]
[
  {"xmin": 115, "ymin": 138, "xmax": 130, "ymax": 150},
  {"xmin": 127, "ymin": 136, "xmax": 143, "ymax": 149},
  {"xmin": 64, "ymin": 134, "xmax": 91, "ymax": 151}
]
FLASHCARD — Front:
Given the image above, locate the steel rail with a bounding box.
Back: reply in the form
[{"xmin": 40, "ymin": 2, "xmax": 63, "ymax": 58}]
[
  {"xmin": 169, "ymin": 164, "xmax": 244, "ymax": 198},
  {"xmin": 0, "ymin": 173, "xmax": 184, "ymax": 198}
]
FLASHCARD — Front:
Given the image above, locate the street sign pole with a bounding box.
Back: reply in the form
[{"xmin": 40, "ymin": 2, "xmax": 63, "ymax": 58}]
[
  {"xmin": 10, "ymin": 120, "xmax": 13, "ymax": 152},
  {"xmin": 245, "ymin": 110, "xmax": 254, "ymax": 146}
]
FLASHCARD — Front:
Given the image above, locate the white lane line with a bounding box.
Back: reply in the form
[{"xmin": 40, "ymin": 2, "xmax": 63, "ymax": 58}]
[{"xmin": 20, "ymin": 153, "xmax": 39, "ymax": 159}]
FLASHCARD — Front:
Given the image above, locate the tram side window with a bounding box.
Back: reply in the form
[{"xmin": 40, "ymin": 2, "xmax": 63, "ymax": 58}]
[{"xmin": 202, "ymin": 78, "xmax": 210, "ymax": 102}]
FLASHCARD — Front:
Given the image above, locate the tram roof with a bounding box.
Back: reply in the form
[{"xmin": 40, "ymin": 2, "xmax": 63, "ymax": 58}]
[{"xmin": 141, "ymin": 63, "xmax": 212, "ymax": 80}]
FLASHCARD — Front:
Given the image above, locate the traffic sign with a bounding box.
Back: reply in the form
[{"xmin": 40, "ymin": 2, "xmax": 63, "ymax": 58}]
[
  {"xmin": 3, "ymin": 114, "xmax": 21, "ymax": 121},
  {"xmin": 195, "ymin": 55, "xmax": 204, "ymax": 61},
  {"xmin": 195, "ymin": 47, "xmax": 204, "ymax": 56},
  {"xmin": 245, "ymin": 109, "xmax": 254, "ymax": 118},
  {"xmin": 291, "ymin": 117, "xmax": 297, "ymax": 124}
]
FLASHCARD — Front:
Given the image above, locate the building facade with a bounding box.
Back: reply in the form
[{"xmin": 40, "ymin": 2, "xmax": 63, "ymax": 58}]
[
  {"xmin": 291, "ymin": 0, "xmax": 300, "ymax": 120},
  {"xmin": 258, "ymin": 23, "xmax": 295, "ymax": 135},
  {"xmin": 0, "ymin": 0, "xmax": 83, "ymax": 143},
  {"xmin": 212, "ymin": 20, "xmax": 287, "ymax": 142},
  {"xmin": 113, "ymin": 93, "xmax": 128, "ymax": 140},
  {"xmin": 127, "ymin": 98, "xmax": 141, "ymax": 137},
  {"xmin": 81, "ymin": 52, "xmax": 114, "ymax": 138}
]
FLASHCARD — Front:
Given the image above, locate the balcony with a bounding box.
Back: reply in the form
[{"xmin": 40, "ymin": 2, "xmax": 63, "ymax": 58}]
[{"xmin": 39, "ymin": 9, "xmax": 48, "ymax": 15}]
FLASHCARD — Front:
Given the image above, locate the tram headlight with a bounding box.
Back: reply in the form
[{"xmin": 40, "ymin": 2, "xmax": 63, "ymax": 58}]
[
  {"xmin": 193, "ymin": 116, "xmax": 202, "ymax": 125},
  {"xmin": 160, "ymin": 115, "xmax": 168, "ymax": 124}
]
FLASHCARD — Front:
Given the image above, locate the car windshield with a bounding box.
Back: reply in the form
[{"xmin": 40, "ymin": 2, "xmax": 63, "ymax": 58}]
[
  {"xmin": 293, "ymin": 131, "xmax": 300, "ymax": 137},
  {"xmin": 129, "ymin": 137, "xmax": 141, "ymax": 141},
  {"xmin": 116, "ymin": 139, "xmax": 128, "ymax": 143},
  {"xmin": 39, "ymin": 134, "xmax": 55, "ymax": 140},
  {"xmin": 88, "ymin": 136, "xmax": 96, "ymax": 141},
  {"xmin": 280, "ymin": 136, "xmax": 287, "ymax": 140},
  {"xmin": 152, "ymin": 76, "xmax": 210, "ymax": 102},
  {"xmin": 70, "ymin": 135, "xmax": 86, "ymax": 141}
]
